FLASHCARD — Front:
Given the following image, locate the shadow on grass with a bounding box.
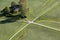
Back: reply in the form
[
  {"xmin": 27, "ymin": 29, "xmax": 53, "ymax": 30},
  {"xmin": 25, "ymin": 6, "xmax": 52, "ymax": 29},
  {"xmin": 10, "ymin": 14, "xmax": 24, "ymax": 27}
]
[
  {"xmin": 0, "ymin": 12, "xmax": 27, "ymax": 24},
  {"xmin": 0, "ymin": 13, "xmax": 22, "ymax": 24},
  {"xmin": 0, "ymin": 17, "xmax": 20, "ymax": 24}
]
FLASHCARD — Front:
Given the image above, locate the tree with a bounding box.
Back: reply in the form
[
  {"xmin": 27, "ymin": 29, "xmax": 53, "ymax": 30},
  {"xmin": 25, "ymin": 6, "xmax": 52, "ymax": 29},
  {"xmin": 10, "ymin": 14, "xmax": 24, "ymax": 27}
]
[{"xmin": 19, "ymin": 0, "xmax": 28, "ymax": 18}]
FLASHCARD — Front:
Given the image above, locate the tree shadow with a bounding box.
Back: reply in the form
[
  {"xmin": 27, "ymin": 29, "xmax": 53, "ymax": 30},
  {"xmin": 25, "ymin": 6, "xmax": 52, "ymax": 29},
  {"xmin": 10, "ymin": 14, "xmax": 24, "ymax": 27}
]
[
  {"xmin": 0, "ymin": 14, "xmax": 21, "ymax": 24},
  {"xmin": 0, "ymin": 12, "xmax": 27, "ymax": 24}
]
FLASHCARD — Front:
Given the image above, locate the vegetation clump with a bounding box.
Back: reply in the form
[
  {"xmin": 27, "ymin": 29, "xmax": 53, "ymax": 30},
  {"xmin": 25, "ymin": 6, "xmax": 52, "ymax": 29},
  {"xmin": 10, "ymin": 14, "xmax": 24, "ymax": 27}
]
[{"xmin": 0, "ymin": 1, "xmax": 28, "ymax": 19}]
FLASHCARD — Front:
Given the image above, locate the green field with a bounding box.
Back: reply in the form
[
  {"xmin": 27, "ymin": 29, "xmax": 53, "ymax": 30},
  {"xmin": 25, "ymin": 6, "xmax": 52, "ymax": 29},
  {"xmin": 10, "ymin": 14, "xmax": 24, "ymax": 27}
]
[{"xmin": 0, "ymin": 0, "xmax": 60, "ymax": 40}]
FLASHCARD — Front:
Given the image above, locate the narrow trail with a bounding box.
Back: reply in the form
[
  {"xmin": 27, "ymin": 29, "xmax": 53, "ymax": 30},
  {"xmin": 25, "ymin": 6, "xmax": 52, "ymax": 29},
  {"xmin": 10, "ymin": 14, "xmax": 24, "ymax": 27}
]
[
  {"xmin": 9, "ymin": 1, "xmax": 59, "ymax": 40},
  {"xmin": 9, "ymin": 18, "xmax": 60, "ymax": 40}
]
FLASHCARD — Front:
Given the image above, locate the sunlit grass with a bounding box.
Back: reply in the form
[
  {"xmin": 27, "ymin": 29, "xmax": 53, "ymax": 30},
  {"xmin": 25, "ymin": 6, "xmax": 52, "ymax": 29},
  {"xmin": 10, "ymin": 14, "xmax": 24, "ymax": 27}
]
[{"xmin": 0, "ymin": 0, "xmax": 60, "ymax": 40}]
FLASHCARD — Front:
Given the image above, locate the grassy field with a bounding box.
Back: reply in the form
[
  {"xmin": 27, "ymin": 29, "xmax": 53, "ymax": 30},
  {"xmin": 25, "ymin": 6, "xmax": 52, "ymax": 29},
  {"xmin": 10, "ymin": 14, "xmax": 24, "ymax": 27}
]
[{"xmin": 0, "ymin": 0, "xmax": 60, "ymax": 40}]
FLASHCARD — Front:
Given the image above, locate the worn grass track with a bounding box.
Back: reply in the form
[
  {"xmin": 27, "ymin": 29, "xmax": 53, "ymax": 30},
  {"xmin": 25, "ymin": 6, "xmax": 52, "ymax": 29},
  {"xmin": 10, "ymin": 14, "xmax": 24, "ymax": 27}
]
[{"xmin": 0, "ymin": 0, "xmax": 60, "ymax": 40}]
